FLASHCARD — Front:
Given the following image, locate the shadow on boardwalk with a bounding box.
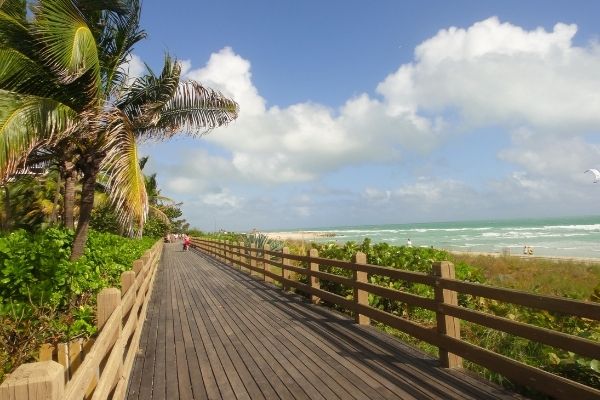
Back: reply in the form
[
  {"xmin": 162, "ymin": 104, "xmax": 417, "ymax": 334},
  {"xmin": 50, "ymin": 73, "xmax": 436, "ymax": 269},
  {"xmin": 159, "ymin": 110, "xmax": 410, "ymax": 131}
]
[{"xmin": 127, "ymin": 243, "xmax": 523, "ymax": 400}]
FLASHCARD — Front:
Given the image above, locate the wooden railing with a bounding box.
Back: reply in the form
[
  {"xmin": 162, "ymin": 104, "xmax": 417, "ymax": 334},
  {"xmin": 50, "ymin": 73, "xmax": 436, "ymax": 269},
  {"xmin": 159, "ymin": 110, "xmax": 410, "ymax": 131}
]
[
  {"xmin": 0, "ymin": 241, "xmax": 162, "ymax": 400},
  {"xmin": 193, "ymin": 238, "xmax": 600, "ymax": 400}
]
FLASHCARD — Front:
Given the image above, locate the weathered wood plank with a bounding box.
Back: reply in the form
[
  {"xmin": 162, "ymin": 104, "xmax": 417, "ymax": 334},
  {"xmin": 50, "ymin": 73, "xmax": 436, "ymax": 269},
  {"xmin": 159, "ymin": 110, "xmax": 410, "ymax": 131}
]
[{"xmin": 127, "ymin": 243, "xmax": 524, "ymax": 400}]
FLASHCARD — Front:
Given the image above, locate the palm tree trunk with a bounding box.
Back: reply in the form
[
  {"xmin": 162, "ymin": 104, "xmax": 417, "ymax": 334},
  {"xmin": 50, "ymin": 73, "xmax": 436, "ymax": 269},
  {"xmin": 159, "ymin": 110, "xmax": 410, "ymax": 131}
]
[
  {"xmin": 2, "ymin": 186, "xmax": 11, "ymax": 232},
  {"xmin": 63, "ymin": 161, "xmax": 76, "ymax": 230},
  {"xmin": 50, "ymin": 172, "xmax": 61, "ymax": 224},
  {"xmin": 70, "ymin": 162, "xmax": 99, "ymax": 260}
]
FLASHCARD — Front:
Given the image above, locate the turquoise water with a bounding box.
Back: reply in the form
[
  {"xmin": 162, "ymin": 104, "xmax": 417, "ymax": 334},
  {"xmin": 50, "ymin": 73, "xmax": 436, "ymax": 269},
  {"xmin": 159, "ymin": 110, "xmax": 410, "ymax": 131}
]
[{"xmin": 284, "ymin": 216, "xmax": 600, "ymax": 258}]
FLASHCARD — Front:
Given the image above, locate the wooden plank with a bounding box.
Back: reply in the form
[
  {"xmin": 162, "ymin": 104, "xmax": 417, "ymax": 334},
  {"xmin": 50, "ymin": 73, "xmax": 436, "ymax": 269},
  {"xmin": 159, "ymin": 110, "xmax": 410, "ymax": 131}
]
[
  {"xmin": 438, "ymin": 335, "xmax": 600, "ymax": 400},
  {"xmin": 163, "ymin": 259, "xmax": 179, "ymax": 400},
  {"xmin": 433, "ymin": 261, "xmax": 462, "ymax": 369},
  {"xmin": 39, "ymin": 344, "xmax": 54, "ymax": 362},
  {"xmin": 68, "ymin": 339, "xmax": 83, "ymax": 378},
  {"xmin": 439, "ymin": 278, "xmax": 600, "ymax": 320},
  {"xmin": 210, "ymin": 265, "xmax": 384, "ymax": 400},
  {"xmin": 131, "ymin": 258, "xmax": 163, "ymax": 400},
  {"xmin": 354, "ymin": 280, "xmax": 437, "ymax": 311},
  {"xmin": 359, "ymin": 263, "xmax": 436, "ymax": 286},
  {"xmin": 179, "ymin": 261, "xmax": 265, "ymax": 400},
  {"xmin": 191, "ymin": 271, "xmax": 306, "ymax": 400},
  {"xmin": 354, "ymin": 252, "xmax": 370, "ymax": 326},
  {"xmin": 171, "ymin": 261, "xmax": 209, "ymax": 400},
  {"xmin": 198, "ymin": 259, "xmax": 332, "ymax": 400},
  {"xmin": 170, "ymin": 260, "xmax": 194, "ymax": 400},
  {"xmin": 440, "ymin": 303, "xmax": 600, "ymax": 360}
]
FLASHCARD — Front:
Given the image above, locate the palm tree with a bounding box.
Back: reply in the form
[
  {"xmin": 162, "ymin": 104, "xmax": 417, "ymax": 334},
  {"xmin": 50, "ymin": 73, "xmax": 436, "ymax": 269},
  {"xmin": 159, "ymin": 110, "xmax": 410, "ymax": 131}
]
[{"xmin": 0, "ymin": 0, "xmax": 239, "ymax": 259}]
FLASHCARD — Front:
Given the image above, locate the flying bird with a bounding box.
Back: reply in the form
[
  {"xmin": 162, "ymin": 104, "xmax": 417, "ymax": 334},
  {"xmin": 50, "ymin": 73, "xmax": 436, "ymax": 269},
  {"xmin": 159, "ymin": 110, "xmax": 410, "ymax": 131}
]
[{"xmin": 585, "ymin": 168, "xmax": 600, "ymax": 183}]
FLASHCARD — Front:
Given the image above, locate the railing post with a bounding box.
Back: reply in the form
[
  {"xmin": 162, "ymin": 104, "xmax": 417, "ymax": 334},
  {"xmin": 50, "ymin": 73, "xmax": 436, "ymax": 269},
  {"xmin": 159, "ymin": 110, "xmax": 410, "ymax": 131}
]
[
  {"xmin": 250, "ymin": 243, "xmax": 257, "ymax": 276},
  {"xmin": 282, "ymin": 247, "xmax": 291, "ymax": 291},
  {"xmin": 97, "ymin": 287, "xmax": 121, "ymax": 331},
  {"xmin": 353, "ymin": 251, "xmax": 370, "ymax": 325},
  {"xmin": 309, "ymin": 248, "xmax": 320, "ymax": 304},
  {"xmin": 0, "ymin": 361, "xmax": 65, "ymax": 400},
  {"xmin": 231, "ymin": 241, "xmax": 237, "ymax": 268},
  {"xmin": 97, "ymin": 287, "xmax": 123, "ymax": 389},
  {"xmin": 225, "ymin": 240, "xmax": 231, "ymax": 265},
  {"xmin": 433, "ymin": 261, "xmax": 462, "ymax": 369},
  {"xmin": 121, "ymin": 271, "xmax": 136, "ymax": 296},
  {"xmin": 263, "ymin": 244, "xmax": 272, "ymax": 283},
  {"xmin": 132, "ymin": 259, "xmax": 143, "ymax": 277},
  {"xmin": 239, "ymin": 242, "xmax": 247, "ymax": 273}
]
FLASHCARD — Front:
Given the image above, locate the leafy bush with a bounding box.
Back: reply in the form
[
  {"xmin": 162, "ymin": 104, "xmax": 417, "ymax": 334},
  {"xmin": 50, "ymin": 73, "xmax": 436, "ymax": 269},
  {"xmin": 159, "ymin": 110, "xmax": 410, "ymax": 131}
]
[{"xmin": 0, "ymin": 228, "xmax": 155, "ymax": 381}]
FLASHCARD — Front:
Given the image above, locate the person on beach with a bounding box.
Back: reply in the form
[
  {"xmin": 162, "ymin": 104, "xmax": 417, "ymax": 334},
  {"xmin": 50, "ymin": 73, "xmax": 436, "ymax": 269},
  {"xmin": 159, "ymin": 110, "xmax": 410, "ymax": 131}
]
[{"xmin": 407, "ymin": 238, "xmax": 412, "ymax": 247}]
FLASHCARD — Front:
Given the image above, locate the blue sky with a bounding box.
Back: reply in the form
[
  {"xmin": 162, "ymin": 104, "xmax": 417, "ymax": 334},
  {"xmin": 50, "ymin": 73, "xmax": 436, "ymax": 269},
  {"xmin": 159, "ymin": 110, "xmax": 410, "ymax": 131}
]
[{"xmin": 134, "ymin": 1, "xmax": 600, "ymax": 231}]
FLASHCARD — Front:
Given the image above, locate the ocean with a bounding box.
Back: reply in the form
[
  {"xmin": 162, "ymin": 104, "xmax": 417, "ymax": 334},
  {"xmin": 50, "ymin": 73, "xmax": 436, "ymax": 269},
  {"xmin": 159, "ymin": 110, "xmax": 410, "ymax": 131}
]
[{"xmin": 288, "ymin": 216, "xmax": 600, "ymax": 258}]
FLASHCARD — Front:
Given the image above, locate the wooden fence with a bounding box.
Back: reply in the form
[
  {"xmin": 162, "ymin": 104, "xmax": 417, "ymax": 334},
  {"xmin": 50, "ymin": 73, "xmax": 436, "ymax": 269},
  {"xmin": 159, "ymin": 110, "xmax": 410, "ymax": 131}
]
[
  {"xmin": 193, "ymin": 238, "xmax": 600, "ymax": 400},
  {"xmin": 0, "ymin": 241, "xmax": 163, "ymax": 400}
]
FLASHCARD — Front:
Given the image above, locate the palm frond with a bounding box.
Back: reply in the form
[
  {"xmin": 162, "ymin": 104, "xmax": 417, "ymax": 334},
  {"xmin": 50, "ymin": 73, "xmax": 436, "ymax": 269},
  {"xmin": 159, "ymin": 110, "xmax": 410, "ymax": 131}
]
[
  {"xmin": 149, "ymin": 205, "xmax": 170, "ymax": 225},
  {"xmin": 0, "ymin": 92, "xmax": 76, "ymax": 182},
  {"xmin": 0, "ymin": 47, "xmax": 98, "ymax": 112},
  {"xmin": 99, "ymin": 0, "xmax": 146, "ymax": 92},
  {"xmin": 117, "ymin": 54, "xmax": 180, "ymax": 124},
  {"xmin": 0, "ymin": 0, "xmax": 26, "ymax": 21},
  {"xmin": 141, "ymin": 80, "xmax": 239, "ymax": 139},
  {"xmin": 101, "ymin": 109, "xmax": 148, "ymax": 236},
  {"xmin": 75, "ymin": 0, "xmax": 129, "ymax": 15},
  {"xmin": 0, "ymin": 7, "xmax": 35, "ymax": 57},
  {"xmin": 34, "ymin": 0, "xmax": 100, "ymax": 88}
]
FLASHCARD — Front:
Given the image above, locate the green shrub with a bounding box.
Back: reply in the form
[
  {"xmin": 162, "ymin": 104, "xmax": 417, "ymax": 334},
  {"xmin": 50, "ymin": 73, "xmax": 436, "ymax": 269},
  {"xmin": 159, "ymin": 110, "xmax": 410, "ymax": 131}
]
[{"xmin": 0, "ymin": 228, "xmax": 155, "ymax": 381}]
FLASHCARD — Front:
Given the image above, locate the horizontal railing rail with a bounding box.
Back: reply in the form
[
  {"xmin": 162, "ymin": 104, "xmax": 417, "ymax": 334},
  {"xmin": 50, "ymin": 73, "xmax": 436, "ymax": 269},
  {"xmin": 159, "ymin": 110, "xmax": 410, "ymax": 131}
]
[{"xmin": 193, "ymin": 237, "xmax": 600, "ymax": 400}]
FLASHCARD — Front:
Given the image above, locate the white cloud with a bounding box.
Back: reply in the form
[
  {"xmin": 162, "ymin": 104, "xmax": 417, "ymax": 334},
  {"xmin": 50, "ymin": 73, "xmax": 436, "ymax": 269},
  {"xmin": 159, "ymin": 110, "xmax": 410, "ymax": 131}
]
[
  {"xmin": 379, "ymin": 17, "xmax": 600, "ymax": 131},
  {"xmin": 200, "ymin": 189, "xmax": 242, "ymax": 209},
  {"xmin": 499, "ymin": 133, "xmax": 600, "ymax": 183},
  {"xmin": 122, "ymin": 54, "xmax": 145, "ymax": 83},
  {"xmin": 182, "ymin": 48, "xmax": 437, "ymax": 184}
]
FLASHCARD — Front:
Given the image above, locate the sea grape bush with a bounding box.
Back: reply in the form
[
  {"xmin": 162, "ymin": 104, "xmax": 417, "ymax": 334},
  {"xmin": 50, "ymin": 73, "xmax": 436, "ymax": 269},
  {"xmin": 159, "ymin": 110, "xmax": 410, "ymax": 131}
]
[{"xmin": 0, "ymin": 228, "xmax": 154, "ymax": 381}]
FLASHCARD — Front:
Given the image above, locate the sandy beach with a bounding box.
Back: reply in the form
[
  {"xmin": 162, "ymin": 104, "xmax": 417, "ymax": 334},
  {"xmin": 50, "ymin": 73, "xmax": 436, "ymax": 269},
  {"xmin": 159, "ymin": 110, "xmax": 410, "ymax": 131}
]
[
  {"xmin": 264, "ymin": 231, "xmax": 600, "ymax": 264},
  {"xmin": 266, "ymin": 231, "xmax": 336, "ymax": 241}
]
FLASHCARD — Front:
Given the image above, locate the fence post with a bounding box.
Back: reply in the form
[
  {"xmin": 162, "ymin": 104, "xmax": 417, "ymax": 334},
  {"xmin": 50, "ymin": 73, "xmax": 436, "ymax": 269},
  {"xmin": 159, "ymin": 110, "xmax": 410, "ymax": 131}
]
[
  {"xmin": 250, "ymin": 243, "xmax": 257, "ymax": 276},
  {"xmin": 263, "ymin": 244, "xmax": 272, "ymax": 283},
  {"xmin": 353, "ymin": 252, "xmax": 370, "ymax": 325},
  {"xmin": 309, "ymin": 248, "xmax": 320, "ymax": 304},
  {"xmin": 282, "ymin": 247, "xmax": 291, "ymax": 291},
  {"xmin": 432, "ymin": 261, "xmax": 462, "ymax": 369},
  {"xmin": 121, "ymin": 271, "xmax": 136, "ymax": 296},
  {"xmin": 239, "ymin": 242, "xmax": 247, "ymax": 272},
  {"xmin": 0, "ymin": 361, "xmax": 65, "ymax": 400},
  {"xmin": 225, "ymin": 240, "xmax": 233, "ymax": 265},
  {"xmin": 230, "ymin": 241, "xmax": 236, "ymax": 268},
  {"xmin": 132, "ymin": 259, "xmax": 143, "ymax": 277},
  {"xmin": 97, "ymin": 287, "xmax": 121, "ymax": 331}
]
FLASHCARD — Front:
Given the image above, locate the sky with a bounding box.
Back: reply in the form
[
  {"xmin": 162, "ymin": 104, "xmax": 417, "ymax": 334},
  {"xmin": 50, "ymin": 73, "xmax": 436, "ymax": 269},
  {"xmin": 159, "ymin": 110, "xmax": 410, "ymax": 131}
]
[{"xmin": 133, "ymin": 0, "xmax": 600, "ymax": 232}]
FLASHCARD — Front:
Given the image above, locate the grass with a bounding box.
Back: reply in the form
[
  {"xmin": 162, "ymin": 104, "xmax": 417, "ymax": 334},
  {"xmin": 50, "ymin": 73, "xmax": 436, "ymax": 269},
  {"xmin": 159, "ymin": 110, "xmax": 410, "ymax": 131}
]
[{"xmin": 447, "ymin": 253, "xmax": 600, "ymax": 300}]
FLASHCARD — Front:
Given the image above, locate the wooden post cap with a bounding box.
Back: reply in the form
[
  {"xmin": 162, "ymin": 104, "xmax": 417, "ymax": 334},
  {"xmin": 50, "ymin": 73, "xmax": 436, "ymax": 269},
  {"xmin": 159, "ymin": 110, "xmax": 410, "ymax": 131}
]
[{"xmin": 0, "ymin": 361, "xmax": 64, "ymax": 400}]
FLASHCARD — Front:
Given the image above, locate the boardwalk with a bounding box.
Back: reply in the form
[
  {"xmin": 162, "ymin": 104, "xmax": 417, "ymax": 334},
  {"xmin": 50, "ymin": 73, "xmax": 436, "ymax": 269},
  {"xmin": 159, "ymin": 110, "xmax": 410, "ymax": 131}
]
[{"xmin": 127, "ymin": 243, "xmax": 521, "ymax": 400}]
